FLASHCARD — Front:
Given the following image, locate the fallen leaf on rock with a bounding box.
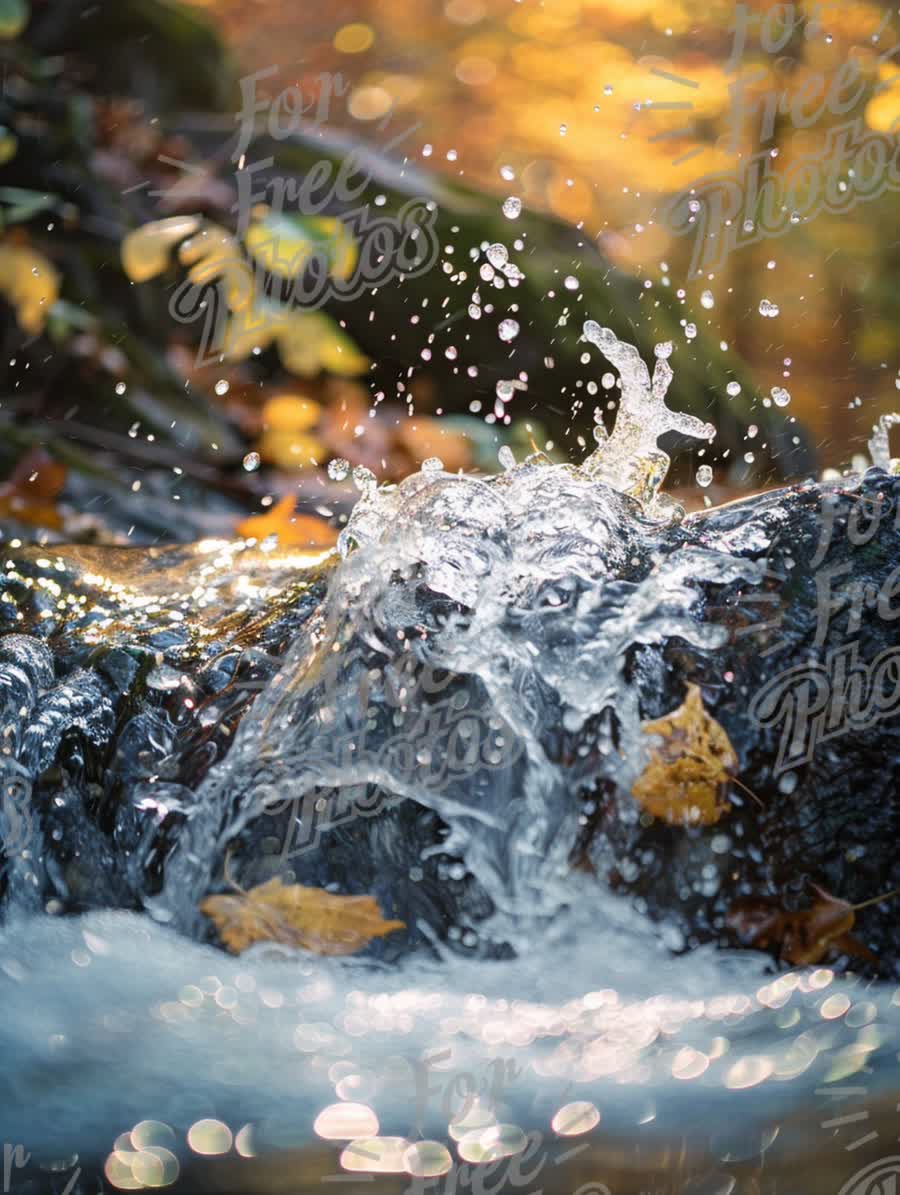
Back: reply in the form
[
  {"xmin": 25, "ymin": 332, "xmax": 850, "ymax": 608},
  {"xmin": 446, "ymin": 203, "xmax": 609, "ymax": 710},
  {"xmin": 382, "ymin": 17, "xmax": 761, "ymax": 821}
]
[
  {"xmin": 632, "ymin": 683, "xmax": 736, "ymax": 826},
  {"xmin": 780, "ymin": 884, "xmax": 892, "ymax": 967},
  {"xmin": 726, "ymin": 883, "xmax": 896, "ymax": 967},
  {"xmin": 200, "ymin": 877, "xmax": 405, "ymax": 955},
  {"xmin": 236, "ymin": 495, "xmax": 337, "ymax": 548}
]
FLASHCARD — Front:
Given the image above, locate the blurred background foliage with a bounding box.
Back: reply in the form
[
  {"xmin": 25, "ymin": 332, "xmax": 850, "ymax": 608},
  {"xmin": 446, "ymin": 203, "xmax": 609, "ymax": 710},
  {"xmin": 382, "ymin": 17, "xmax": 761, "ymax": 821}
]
[
  {"xmin": 0, "ymin": 0, "xmax": 896, "ymax": 547},
  {"xmin": 189, "ymin": 0, "xmax": 899, "ymax": 447}
]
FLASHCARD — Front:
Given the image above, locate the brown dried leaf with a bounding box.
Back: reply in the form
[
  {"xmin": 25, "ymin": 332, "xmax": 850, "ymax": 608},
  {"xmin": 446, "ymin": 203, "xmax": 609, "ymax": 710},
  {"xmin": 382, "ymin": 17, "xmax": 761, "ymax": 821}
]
[
  {"xmin": 632, "ymin": 684, "xmax": 737, "ymax": 826},
  {"xmin": 200, "ymin": 877, "xmax": 405, "ymax": 956},
  {"xmin": 780, "ymin": 885, "xmax": 858, "ymax": 967},
  {"xmin": 727, "ymin": 885, "xmax": 882, "ymax": 968}
]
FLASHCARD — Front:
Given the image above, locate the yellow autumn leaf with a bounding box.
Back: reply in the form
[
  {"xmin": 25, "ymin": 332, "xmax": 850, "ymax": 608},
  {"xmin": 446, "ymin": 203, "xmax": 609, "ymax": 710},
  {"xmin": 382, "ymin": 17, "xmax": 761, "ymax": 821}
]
[
  {"xmin": 237, "ymin": 494, "xmax": 337, "ymax": 545},
  {"xmin": 257, "ymin": 430, "xmax": 326, "ymax": 470},
  {"xmin": 200, "ymin": 876, "xmax": 405, "ymax": 955},
  {"xmin": 178, "ymin": 222, "xmax": 253, "ymax": 312},
  {"xmin": 245, "ymin": 211, "xmax": 358, "ymax": 281},
  {"xmin": 121, "ymin": 215, "xmax": 201, "ymax": 283},
  {"xmin": 220, "ymin": 301, "xmax": 281, "ymax": 361},
  {"xmin": 262, "ymin": 394, "xmax": 321, "ymax": 432},
  {"xmin": 0, "ymin": 244, "xmax": 60, "ymax": 334},
  {"xmin": 276, "ymin": 311, "xmax": 369, "ymax": 378},
  {"xmin": 631, "ymin": 683, "xmax": 736, "ymax": 826}
]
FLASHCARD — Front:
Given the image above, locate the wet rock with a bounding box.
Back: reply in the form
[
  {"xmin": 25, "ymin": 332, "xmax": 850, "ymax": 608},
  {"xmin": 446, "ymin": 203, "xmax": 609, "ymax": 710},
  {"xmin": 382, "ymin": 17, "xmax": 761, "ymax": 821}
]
[{"xmin": 0, "ymin": 467, "xmax": 897, "ymax": 974}]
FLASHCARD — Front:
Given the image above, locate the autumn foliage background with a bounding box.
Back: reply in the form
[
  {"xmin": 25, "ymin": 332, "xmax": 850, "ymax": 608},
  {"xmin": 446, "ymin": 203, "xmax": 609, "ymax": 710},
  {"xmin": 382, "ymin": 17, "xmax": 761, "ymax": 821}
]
[
  {"xmin": 0, "ymin": 0, "xmax": 898, "ymax": 545},
  {"xmin": 190, "ymin": 0, "xmax": 900, "ymax": 446}
]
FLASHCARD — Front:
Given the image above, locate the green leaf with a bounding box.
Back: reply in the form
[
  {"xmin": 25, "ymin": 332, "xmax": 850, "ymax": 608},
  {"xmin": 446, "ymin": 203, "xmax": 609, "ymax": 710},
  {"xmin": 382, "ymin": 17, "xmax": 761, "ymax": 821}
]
[
  {"xmin": 0, "ymin": 0, "xmax": 28, "ymax": 40},
  {"xmin": 0, "ymin": 186, "xmax": 57, "ymax": 224}
]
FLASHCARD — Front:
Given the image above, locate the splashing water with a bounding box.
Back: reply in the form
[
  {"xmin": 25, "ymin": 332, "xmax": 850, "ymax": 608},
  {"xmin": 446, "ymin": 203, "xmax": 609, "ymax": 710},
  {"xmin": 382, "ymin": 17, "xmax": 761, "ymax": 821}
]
[
  {"xmin": 580, "ymin": 322, "xmax": 715, "ymax": 519},
  {"xmin": 0, "ymin": 336, "xmax": 899, "ymax": 1182},
  {"xmin": 869, "ymin": 412, "xmax": 900, "ymax": 472}
]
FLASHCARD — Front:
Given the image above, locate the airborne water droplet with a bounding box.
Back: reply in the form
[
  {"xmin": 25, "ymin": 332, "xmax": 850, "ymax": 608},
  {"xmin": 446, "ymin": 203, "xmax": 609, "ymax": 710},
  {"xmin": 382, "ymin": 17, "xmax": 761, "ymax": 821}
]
[
  {"xmin": 726, "ymin": 381, "xmax": 742, "ymax": 397},
  {"xmin": 352, "ymin": 466, "xmax": 377, "ymax": 493},
  {"xmin": 771, "ymin": 386, "xmax": 791, "ymax": 407},
  {"xmin": 502, "ymin": 196, "xmax": 522, "ymax": 219},
  {"xmin": 696, "ymin": 464, "xmax": 713, "ymax": 487},
  {"xmin": 498, "ymin": 445, "xmax": 515, "ymax": 470},
  {"xmin": 758, "ymin": 299, "xmax": 780, "ymax": 318},
  {"xmin": 328, "ymin": 458, "xmax": 350, "ymax": 481},
  {"xmin": 498, "ymin": 319, "xmax": 519, "ymax": 342},
  {"xmin": 700, "ymin": 290, "xmax": 714, "ymax": 309}
]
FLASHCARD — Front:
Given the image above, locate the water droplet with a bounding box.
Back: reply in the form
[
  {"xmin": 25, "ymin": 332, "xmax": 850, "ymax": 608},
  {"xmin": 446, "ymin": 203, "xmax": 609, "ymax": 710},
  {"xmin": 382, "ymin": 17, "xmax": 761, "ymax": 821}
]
[
  {"xmin": 486, "ymin": 244, "xmax": 509, "ymax": 268},
  {"xmin": 559, "ymin": 124, "xmax": 567, "ymax": 136},
  {"xmin": 771, "ymin": 386, "xmax": 791, "ymax": 407},
  {"xmin": 115, "ymin": 382, "xmax": 127, "ymax": 396},
  {"xmin": 500, "ymin": 165, "xmax": 515, "ymax": 181},
  {"xmin": 242, "ymin": 452, "xmax": 260, "ymax": 472},
  {"xmin": 696, "ymin": 464, "xmax": 713, "ymax": 487},
  {"xmin": 421, "ymin": 457, "xmax": 443, "ymax": 473},
  {"xmin": 502, "ymin": 196, "xmax": 522, "ymax": 219},
  {"xmin": 328, "ymin": 458, "xmax": 350, "ymax": 481},
  {"xmin": 214, "ymin": 379, "xmax": 230, "ymax": 396},
  {"xmin": 700, "ymin": 289, "xmax": 715, "ymax": 309},
  {"xmin": 758, "ymin": 299, "xmax": 780, "ymax": 318},
  {"xmin": 726, "ymin": 381, "xmax": 741, "ymax": 397},
  {"xmin": 498, "ymin": 445, "xmax": 515, "ymax": 470},
  {"xmin": 564, "ymin": 275, "xmax": 579, "ymax": 290},
  {"xmin": 684, "ymin": 323, "xmax": 697, "ymax": 340},
  {"xmin": 601, "ymin": 372, "xmax": 616, "ymax": 389},
  {"xmin": 352, "ymin": 465, "xmax": 377, "ymax": 493},
  {"xmin": 654, "ymin": 341, "xmax": 674, "ymax": 359},
  {"xmin": 688, "ymin": 199, "xmax": 701, "ymax": 213},
  {"xmin": 498, "ymin": 319, "xmax": 519, "ymax": 342},
  {"xmin": 603, "ymin": 84, "xmax": 613, "ymax": 95}
]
